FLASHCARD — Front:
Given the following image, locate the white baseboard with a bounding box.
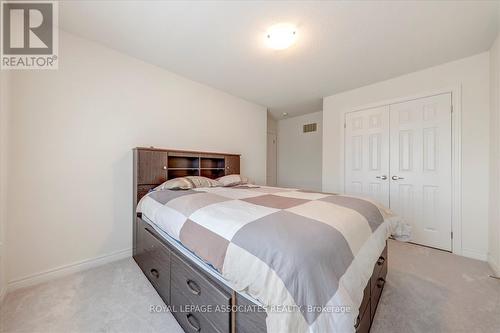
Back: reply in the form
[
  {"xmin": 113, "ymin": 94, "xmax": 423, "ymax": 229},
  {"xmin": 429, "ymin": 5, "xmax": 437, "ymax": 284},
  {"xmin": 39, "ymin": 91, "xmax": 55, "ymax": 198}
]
[
  {"xmin": 0, "ymin": 241, "xmax": 6, "ymax": 304},
  {"xmin": 7, "ymin": 248, "xmax": 132, "ymax": 293},
  {"xmin": 488, "ymin": 255, "xmax": 500, "ymax": 276},
  {"xmin": 462, "ymin": 248, "xmax": 488, "ymax": 261}
]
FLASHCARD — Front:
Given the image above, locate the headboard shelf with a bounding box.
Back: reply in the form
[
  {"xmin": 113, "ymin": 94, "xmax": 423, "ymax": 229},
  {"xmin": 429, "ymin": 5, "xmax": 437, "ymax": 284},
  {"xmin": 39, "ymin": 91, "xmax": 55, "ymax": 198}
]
[
  {"xmin": 200, "ymin": 157, "xmax": 224, "ymax": 169},
  {"xmin": 167, "ymin": 167, "xmax": 199, "ymax": 170},
  {"xmin": 168, "ymin": 156, "xmax": 199, "ymax": 169}
]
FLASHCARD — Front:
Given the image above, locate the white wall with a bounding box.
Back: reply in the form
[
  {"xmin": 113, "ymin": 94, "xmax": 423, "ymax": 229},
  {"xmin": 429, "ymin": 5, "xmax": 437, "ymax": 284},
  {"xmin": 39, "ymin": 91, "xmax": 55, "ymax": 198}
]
[
  {"xmin": 4, "ymin": 31, "xmax": 267, "ymax": 288},
  {"xmin": 277, "ymin": 112, "xmax": 322, "ymax": 191},
  {"xmin": 489, "ymin": 33, "xmax": 500, "ymax": 275},
  {"xmin": 266, "ymin": 113, "xmax": 278, "ymax": 186},
  {"xmin": 0, "ymin": 71, "xmax": 10, "ymax": 301},
  {"xmin": 323, "ymin": 53, "xmax": 490, "ymax": 261}
]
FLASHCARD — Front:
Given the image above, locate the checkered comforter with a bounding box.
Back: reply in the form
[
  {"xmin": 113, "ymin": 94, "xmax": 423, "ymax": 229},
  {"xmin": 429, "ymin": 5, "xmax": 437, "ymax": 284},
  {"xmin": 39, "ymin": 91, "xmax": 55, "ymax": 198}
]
[{"xmin": 138, "ymin": 185, "xmax": 400, "ymax": 333}]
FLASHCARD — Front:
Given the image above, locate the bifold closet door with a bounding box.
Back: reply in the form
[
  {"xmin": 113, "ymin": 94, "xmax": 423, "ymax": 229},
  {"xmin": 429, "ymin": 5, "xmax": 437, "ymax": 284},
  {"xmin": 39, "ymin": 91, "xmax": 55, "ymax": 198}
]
[
  {"xmin": 345, "ymin": 106, "xmax": 390, "ymax": 206},
  {"xmin": 389, "ymin": 93, "xmax": 452, "ymax": 251}
]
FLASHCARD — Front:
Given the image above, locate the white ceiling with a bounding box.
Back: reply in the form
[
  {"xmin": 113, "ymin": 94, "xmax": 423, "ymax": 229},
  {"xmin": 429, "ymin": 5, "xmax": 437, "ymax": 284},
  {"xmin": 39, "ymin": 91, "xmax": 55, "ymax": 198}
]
[{"xmin": 59, "ymin": 1, "xmax": 499, "ymax": 118}]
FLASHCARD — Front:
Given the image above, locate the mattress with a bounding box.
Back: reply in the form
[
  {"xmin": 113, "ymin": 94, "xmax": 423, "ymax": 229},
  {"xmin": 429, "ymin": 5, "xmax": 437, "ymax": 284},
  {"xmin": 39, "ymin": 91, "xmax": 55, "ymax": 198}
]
[{"xmin": 138, "ymin": 185, "xmax": 402, "ymax": 333}]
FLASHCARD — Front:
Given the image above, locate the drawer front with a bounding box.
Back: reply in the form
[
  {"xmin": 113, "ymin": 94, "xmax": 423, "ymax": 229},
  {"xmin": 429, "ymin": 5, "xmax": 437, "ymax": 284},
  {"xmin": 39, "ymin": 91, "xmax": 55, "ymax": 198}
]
[
  {"xmin": 371, "ymin": 245, "xmax": 388, "ymax": 291},
  {"xmin": 355, "ymin": 304, "xmax": 371, "ymax": 333},
  {"xmin": 370, "ymin": 258, "xmax": 387, "ymax": 321},
  {"xmin": 134, "ymin": 218, "xmax": 149, "ymax": 272},
  {"xmin": 137, "ymin": 222, "xmax": 171, "ymax": 303},
  {"xmin": 145, "ymin": 257, "xmax": 171, "ymax": 303},
  {"xmin": 235, "ymin": 293, "xmax": 267, "ymax": 333},
  {"xmin": 358, "ymin": 280, "xmax": 370, "ymax": 321},
  {"xmin": 171, "ymin": 290, "xmax": 223, "ymax": 333},
  {"xmin": 171, "ymin": 254, "xmax": 231, "ymax": 332},
  {"xmin": 143, "ymin": 227, "xmax": 170, "ymax": 263}
]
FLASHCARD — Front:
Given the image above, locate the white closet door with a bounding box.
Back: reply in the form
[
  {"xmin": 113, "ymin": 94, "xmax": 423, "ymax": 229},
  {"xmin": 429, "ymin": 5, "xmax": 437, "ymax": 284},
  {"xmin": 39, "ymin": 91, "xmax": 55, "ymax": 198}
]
[
  {"xmin": 389, "ymin": 93, "xmax": 452, "ymax": 251},
  {"xmin": 345, "ymin": 106, "xmax": 390, "ymax": 206}
]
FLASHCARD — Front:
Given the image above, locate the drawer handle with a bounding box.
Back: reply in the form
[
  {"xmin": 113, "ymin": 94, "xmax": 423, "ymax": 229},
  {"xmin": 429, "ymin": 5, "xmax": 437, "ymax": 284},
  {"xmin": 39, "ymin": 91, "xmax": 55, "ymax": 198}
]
[
  {"xmin": 150, "ymin": 269, "xmax": 159, "ymax": 278},
  {"xmin": 354, "ymin": 315, "xmax": 361, "ymax": 329},
  {"xmin": 186, "ymin": 279, "xmax": 201, "ymax": 295},
  {"xmin": 377, "ymin": 256, "xmax": 385, "ymax": 266},
  {"xmin": 186, "ymin": 313, "xmax": 201, "ymax": 332},
  {"xmin": 376, "ymin": 277, "xmax": 385, "ymax": 288}
]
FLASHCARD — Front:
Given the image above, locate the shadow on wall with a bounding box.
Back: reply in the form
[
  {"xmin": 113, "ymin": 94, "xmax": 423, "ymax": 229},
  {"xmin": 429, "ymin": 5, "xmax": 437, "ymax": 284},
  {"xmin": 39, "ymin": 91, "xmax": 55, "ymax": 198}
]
[{"xmin": 112, "ymin": 150, "xmax": 133, "ymax": 249}]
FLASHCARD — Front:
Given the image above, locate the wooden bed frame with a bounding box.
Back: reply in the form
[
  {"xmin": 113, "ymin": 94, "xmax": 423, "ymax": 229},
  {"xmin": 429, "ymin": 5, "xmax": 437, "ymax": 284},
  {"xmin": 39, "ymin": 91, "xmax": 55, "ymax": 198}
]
[{"xmin": 132, "ymin": 147, "xmax": 387, "ymax": 333}]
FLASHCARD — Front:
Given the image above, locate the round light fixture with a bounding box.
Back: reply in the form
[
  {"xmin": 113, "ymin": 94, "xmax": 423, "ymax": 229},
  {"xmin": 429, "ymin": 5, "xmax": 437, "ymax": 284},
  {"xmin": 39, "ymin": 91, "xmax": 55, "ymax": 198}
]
[{"xmin": 265, "ymin": 24, "xmax": 297, "ymax": 50}]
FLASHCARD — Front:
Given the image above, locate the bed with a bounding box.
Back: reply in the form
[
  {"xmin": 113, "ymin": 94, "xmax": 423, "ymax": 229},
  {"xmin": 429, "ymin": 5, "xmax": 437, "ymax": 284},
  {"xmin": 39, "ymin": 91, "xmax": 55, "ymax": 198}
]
[{"xmin": 132, "ymin": 147, "xmax": 398, "ymax": 333}]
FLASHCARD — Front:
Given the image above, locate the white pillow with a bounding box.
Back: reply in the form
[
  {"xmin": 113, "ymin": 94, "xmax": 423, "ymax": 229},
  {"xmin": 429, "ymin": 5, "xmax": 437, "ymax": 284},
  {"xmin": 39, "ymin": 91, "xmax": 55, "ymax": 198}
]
[
  {"xmin": 185, "ymin": 176, "xmax": 221, "ymax": 188},
  {"xmin": 155, "ymin": 177, "xmax": 194, "ymax": 190},
  {"xmin": 216, "ymin": 174, "xmax": 249, "ymax": 187}
]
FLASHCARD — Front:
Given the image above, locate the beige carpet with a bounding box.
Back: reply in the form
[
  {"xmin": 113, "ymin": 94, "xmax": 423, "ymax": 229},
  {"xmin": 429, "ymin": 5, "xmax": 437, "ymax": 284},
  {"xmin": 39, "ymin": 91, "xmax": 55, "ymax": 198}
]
[
  {"xmin": 371, "ymin": 240, "xmax": 500, "ymax": 333},
  {"xmin": 1, "ymin": 240, "xmax": 499, "ymax": 333},
  {"xmin": 0, "ymin": 259, "xmax": 184, "ymax": 333}
]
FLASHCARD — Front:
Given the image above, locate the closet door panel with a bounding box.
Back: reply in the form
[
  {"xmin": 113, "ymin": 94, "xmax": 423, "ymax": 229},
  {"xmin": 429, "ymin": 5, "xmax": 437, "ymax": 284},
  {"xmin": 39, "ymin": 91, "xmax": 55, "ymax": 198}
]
[
  {"xmin": 345, "ymin": 106, "xmax": 390, "ymax": 206},
  {"xmin": 389, "ymin": 93, "xmax": 452, "ymax": 251}
]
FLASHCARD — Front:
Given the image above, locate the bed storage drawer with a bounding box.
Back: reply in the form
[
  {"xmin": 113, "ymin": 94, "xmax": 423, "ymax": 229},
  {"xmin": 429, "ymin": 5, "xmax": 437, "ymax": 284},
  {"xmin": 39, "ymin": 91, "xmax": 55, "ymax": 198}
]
[
  {"xmin": 355, "ymin": 304, "xmax": 371, "ymax": 333},
  {"xmin": 358, "ymin": 280, "xmax": 370, "ymax": 321},
  {"xmin": 171, "ymin": 253, "xmax": 231, "ymax": 332},
  {"xmin": 355, "ymin": 273, "xmax": 371, "ymax": 333},
  {"xmin": 134, "ymin": 218, "xmax": 149, "ymax": 272},
  {"xmin": 143, "ymin": 226, "xmax": 170, "ymax": 264},
  {"xmin": 235, "ymin": 293, "xmax": 267, "ymax": 333},
  {"xmin": 370, "ymin": 257, "xmax": 387, "ymax": 321},
  {"xmin": 144, "ymin": 256, "xmax": 171, "ymax": 303},
  {"xmin": 134, "ymin": 219, "xmax": 171, "ymax": 303},
  {"xmin": 171, "ymin": 289, "xmax": 223, "ymax": 333},
  {"xmin": 371, "ymin": 246, "xmax": 387, "ymax": 292}
]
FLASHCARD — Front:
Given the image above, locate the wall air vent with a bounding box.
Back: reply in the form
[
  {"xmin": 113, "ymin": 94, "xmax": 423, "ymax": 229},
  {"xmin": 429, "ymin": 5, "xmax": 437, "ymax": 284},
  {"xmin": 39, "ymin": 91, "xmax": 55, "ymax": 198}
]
[{"xmin": 303, "ymin": 123, "xmax": 317, "ymax": 133}]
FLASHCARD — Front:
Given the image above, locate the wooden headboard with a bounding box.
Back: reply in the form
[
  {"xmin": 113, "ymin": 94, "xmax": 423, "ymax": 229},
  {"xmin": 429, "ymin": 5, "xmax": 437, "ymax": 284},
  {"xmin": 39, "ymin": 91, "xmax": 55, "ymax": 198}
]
[{"xmin": 133, "ymin": 147, "xmax": 240, "ymax": 214}]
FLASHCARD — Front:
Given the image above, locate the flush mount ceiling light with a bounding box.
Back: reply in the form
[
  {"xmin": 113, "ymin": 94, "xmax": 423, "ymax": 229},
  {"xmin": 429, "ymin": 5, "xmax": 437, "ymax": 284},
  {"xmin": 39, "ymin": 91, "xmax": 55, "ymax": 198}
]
[{"xmin": 265, "ymin": 23, "xmax": 297, "ymax": 50}]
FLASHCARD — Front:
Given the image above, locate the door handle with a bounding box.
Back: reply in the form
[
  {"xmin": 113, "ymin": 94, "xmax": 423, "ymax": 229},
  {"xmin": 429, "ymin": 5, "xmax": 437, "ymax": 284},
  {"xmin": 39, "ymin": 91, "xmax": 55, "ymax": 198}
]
[
  {"xmin": 392, "ymin": 176, "xmax": 404, "ymax": 180},
  {"xmin": 376, "ymin": 175, "xmax": 387, "ymax": 180}
]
